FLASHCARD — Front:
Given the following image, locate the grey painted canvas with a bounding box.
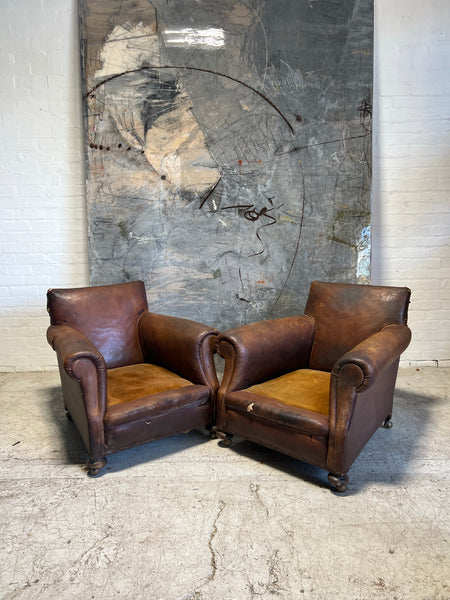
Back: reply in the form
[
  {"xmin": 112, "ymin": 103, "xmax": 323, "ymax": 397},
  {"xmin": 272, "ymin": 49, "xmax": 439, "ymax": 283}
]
[{"xmin": 80, "ymin": 0, "xmax": 373, "ymax": 328}]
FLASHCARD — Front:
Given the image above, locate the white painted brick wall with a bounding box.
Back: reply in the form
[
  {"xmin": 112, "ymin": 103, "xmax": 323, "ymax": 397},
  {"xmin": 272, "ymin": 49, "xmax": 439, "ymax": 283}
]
[
  {"xmin": 0, "ymin": 0, "xmax": 89, "ymax": 371},
  {"xmin": 371, "ymin": 0, "xmax": 450, "ymax": 366},
  {"xmin": 0, "ymin": 0, "xmax": 448, "ymax": 370}
]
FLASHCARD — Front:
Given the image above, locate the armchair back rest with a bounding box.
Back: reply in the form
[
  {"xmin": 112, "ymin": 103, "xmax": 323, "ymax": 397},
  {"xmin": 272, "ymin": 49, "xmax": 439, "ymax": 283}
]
[
  {"xmin": 47, "ymin": 281, "xmax": 148, "ymax": 368},
  {"xmin": 305, "ymin": 281, "xmax": 411, "ymax": 372}
]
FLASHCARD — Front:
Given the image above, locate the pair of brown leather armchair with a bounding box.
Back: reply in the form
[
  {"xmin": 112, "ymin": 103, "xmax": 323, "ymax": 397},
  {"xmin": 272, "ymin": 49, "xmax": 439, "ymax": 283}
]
[{"xmin": 47, "ymin": 280, "xmax": 411, "ymax": 491}]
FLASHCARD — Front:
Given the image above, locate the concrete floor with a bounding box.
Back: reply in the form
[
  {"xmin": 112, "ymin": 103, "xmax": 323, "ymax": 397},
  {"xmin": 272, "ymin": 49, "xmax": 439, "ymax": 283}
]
[{"xmin": 0, "ymin": 368, "xmax": 449, "ymax": 600}]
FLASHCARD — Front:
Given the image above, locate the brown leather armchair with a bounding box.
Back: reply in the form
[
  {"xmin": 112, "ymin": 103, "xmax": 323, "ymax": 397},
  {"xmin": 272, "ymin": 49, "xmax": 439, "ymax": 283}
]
[
  {"xmin": 47, "ymin": 281, "xmax": 219, "ymax": 475},
  {"xmin": 215, "ymin": 281, "xmax": 411, "ymax": 492}
]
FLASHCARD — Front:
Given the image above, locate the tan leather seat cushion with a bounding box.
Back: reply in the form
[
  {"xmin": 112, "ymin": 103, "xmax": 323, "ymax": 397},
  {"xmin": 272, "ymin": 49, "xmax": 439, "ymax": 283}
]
[
  {"xmin": 246, "ymin": 368, "xmax": 331, "ymax": 416},
  {"xmin": 107, "ymin": 363, "xmax": 193, "ymax": 407}
]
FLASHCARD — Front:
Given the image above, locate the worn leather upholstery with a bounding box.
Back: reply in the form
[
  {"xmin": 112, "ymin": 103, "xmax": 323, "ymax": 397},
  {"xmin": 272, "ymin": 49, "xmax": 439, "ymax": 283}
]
[
  {"xmin": 47, "ymin": 281, "xmax": 219, "ymax": 475},
  {"xmin": 216, "ymin": 281, "xmax": 411, "ymax": 491}
]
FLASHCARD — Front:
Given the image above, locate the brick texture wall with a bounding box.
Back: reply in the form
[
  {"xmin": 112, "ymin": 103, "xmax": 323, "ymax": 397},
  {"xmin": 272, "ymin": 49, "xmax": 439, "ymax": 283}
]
[
  {"xmin": 0, "ymin": 0, "xmax": 449, "ymax": 370},
  {"xmin": 0, "ymin": 1, "xmax": 89, "ymax": 371},
  {"xmin": 371, "ymin": 0, "xmax": 450, "ymax": 366}
]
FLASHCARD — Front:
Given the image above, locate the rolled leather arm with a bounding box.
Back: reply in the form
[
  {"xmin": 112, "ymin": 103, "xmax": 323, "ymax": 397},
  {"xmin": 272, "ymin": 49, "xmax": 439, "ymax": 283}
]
[
  {"xmin": 47, "ymin": 324, "xmax": 106, "ymax": 378},
  {"xmin": 217, "ymin": 315, "xmax": 315, "ymax": 393},
  {"xmin": 332, "ymin": 323, "xmax": 412, "ymax": 391},
  {"xmin": 138, "ymin": 312, "xmax": 219, "ymax": 389}
]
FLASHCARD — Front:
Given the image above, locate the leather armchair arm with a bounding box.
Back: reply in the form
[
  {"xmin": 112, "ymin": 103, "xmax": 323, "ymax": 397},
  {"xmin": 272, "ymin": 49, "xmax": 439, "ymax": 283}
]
[
  {"xmin": 217, "ymin": 315, "xmax": 315, "ymax": 394},
  {"xmin": 327, "ymin": 323, "xmax": 411, "ymax": 475},
  {"xmin": 47, "ymin": 324, "xmax": 107, "ymax": 378},
  {"xmin": 46, "ymin": 325, "xmax": 107, "ymax": 454},
  {"xmin": 138, "ymin": 312, "xmax": 219, "ymax": 390},
  {"xmin": 332, "ymin": 323, "xmax": 412, "ymax": 391}
]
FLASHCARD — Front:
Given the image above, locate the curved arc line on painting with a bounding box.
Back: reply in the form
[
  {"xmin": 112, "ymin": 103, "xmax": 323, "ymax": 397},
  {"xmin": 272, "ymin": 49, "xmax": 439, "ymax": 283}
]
[
  {"xmin": 83, "ymin": 65, "xmax": 295, "ymax": 135},
  {"xmin": 269, "ymin": 160, "xmax": 306, "ymax": 314},
  {"xmin": 84, "ymin": 63, "xmax": 299, "ymax": 277}
]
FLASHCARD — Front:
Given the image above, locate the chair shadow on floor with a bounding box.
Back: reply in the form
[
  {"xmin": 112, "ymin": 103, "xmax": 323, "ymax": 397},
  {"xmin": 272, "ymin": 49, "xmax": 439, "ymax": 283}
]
[
  {"xmin": 45, "ymin": 384, "xmax": 437, "ymax": 488},
  {"xmin": 212, "ymin": 388, "xmax": 438, "ymax": 494},
  {"xmin": 44, "ymin": 385, "xmax": 211, "ymax": 476}
]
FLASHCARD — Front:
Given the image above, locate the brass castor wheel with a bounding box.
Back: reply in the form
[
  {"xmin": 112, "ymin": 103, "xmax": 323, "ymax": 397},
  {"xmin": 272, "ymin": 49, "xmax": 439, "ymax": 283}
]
[
  {"xmin": 208, "ymin": 426, "xmax": 219, "ymax": 440},
  {"xmin": 328, "ymin": 472, "xmax": 349, "ymax": 493},
  {"xmin": 216, "ymin": 431, "xmax": 233, "ymax": 448},
  {"xmin": 219, "ymin": 437, "xmax": 233, "ymax": 448},
  {"xmin": 86, "ymin": 457, "xmax": 107, "ymax": 476},
  {"xmin": 382, "ymin": 417, "xmax": 393, "ymax": 429}
]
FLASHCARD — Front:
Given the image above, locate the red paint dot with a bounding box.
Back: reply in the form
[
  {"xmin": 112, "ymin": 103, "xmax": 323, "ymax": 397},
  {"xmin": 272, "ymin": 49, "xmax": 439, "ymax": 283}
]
[{"xmin": 238, "ymin": 160, "xmax": 243, "ymax": 166}]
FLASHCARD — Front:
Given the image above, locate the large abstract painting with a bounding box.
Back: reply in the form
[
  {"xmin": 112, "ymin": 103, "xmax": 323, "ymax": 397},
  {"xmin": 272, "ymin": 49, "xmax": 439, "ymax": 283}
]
[{"xmin": 79, "ymin": 0, "xmax": 373, "ymax": 328}]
